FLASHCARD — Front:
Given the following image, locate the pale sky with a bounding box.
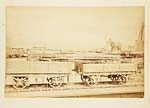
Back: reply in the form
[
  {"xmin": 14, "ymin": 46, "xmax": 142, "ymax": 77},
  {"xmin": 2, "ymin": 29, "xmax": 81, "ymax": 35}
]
[{"xmin": 6, "ymin": 6, "xmax": 144, "ymax": 50}]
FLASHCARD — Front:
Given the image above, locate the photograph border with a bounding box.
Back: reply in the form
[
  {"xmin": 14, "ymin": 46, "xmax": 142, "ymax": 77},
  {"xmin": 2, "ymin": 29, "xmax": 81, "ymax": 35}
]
[{"xmin": 0, "ymin": 0, "xmax": 150, "ymax": 108}]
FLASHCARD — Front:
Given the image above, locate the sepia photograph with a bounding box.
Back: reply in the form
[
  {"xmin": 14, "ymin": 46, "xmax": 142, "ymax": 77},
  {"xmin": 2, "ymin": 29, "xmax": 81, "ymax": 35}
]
[{"xmin": 5, "ymin": 6, "xmax": 145, "ymax": 98}]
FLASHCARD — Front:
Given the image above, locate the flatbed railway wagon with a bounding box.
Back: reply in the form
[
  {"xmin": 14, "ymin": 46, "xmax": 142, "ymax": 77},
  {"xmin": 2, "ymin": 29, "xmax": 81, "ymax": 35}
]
[
  {"xmin": 76, "ymin": 63, "xmax": 137, "ymax": 85},
  {"xmin": 6, "ymin": 60, "xmax": 74, "ymax": 89}
]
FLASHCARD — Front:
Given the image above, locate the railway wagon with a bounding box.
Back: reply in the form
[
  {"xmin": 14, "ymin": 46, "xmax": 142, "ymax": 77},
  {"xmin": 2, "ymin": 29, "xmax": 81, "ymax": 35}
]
[
  {"xmin": 6, "ymin": 59, "xmax": 74, "ymax": 89},
  {"xmin": 76, "ymin": 63, "xmax": 137, "ymax": 85}
]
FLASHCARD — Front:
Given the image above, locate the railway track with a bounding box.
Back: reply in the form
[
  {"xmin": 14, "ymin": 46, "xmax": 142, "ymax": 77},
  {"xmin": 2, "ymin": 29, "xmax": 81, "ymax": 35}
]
[{"xmin": 5, "ymin": 81, "xmax": 144, "ymax": 93}]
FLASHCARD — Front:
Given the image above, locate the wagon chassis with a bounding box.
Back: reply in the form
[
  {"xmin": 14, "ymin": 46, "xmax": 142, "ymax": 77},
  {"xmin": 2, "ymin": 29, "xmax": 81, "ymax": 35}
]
[
  {"xmin": 80, "ymin": 71, "xmax": 136, "ymax": 86},
  {"xmin": 7, "ymin": 73, "xmax": 70, "ymax": 89}
]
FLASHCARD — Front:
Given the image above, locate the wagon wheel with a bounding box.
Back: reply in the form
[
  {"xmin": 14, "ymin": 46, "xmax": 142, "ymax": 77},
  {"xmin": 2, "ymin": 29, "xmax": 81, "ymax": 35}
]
[
  {"xmin": 81, "ymin": 75, "xmax": 88, "ymax": 82},
  {"xmin": 85, "ymin": 75, "xmax": 99, "ymax": 86},
  {"xmin": 48, "ymin": 76, "xmax": 63, "ymax": 88},
  {"xmin": 13, "ymin": 77, "xmax": 28, "ymax": 89},
  {"xmin": 120, "ymin": 76, "xmax": 127, "ymax": 83}
]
